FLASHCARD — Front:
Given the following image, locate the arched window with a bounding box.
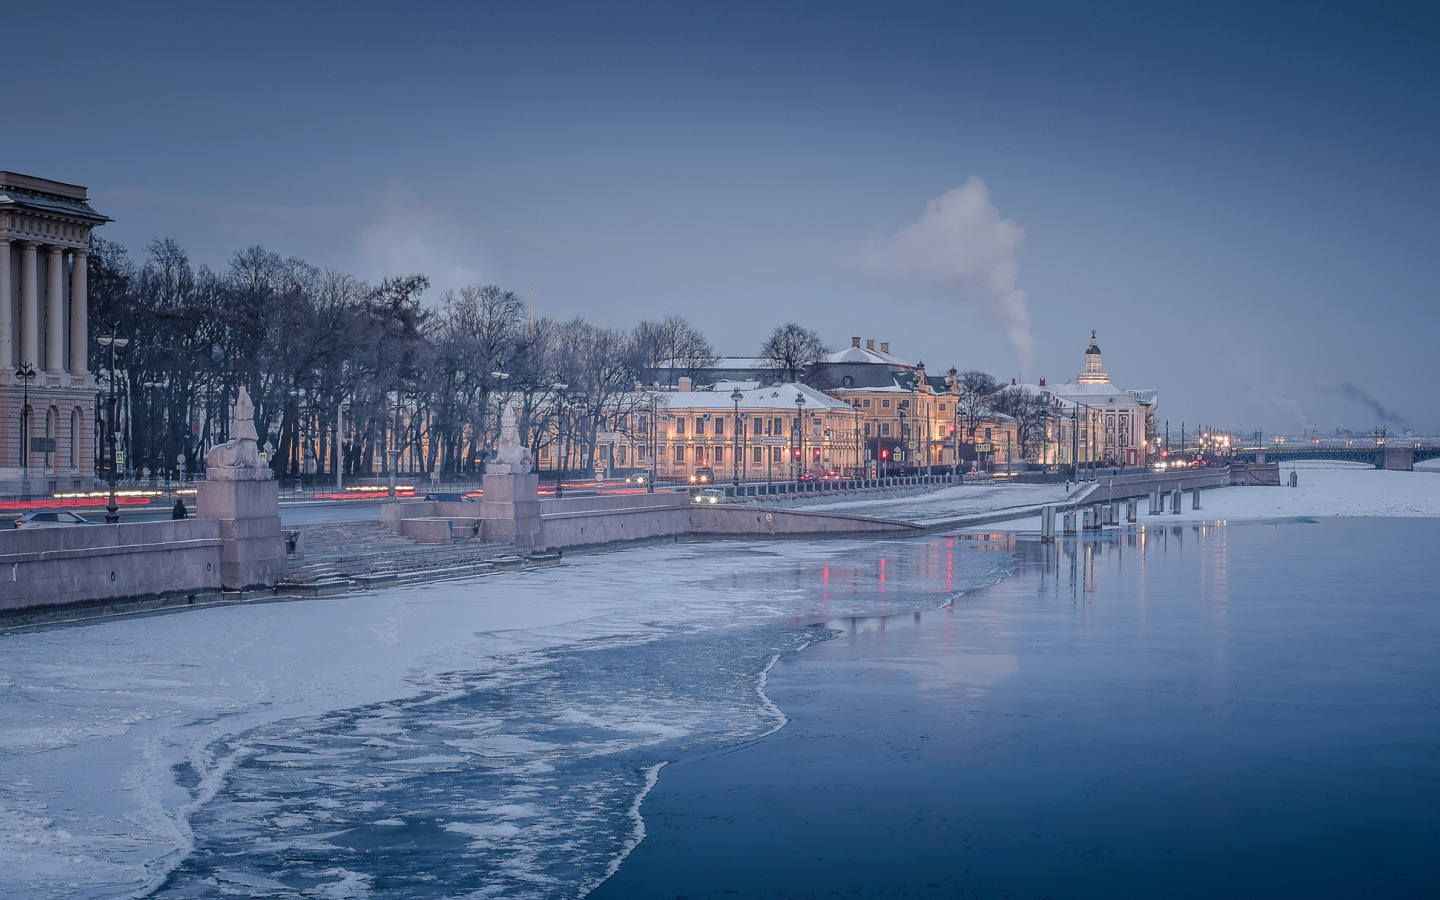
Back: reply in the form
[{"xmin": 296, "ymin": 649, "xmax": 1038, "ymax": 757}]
[
  {"xmin": 46, "ymin": 408, "xmax": 57, "ymax": 468},
  {"xmin": 71, "ymin": 408, "xmax": 82, "ymax": 469}
]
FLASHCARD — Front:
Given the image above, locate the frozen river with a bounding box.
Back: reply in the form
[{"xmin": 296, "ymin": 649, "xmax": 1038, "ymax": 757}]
[
  {"xmin": 0, "ymin": 536, "xmax": 1004, "ymax": 898},
  {"xmin": 3, "ymin": 463, "xmax": 1439, "ymax": 898}
]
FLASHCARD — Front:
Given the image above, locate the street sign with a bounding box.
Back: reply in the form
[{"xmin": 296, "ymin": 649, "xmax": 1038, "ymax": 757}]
[
  {"xmin": 116, "ymin": 451, "xmax": 126, "ymax": 467},
  {"xmin": 976, "ymin": 442, "xmax": 992, "ymax": 452}
]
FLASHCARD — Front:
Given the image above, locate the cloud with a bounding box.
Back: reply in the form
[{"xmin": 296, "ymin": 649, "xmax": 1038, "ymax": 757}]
[
  {"xmin": 352, "ymin": 185, "xmax": 489, "ymax": 299},
  {"xmin": 1314, "ymin": 380, "xmax": 1410, "ymax": 426},
  {"xmin": 847, "ymin": 177, "xmax": 1035, "ymax": 377}
]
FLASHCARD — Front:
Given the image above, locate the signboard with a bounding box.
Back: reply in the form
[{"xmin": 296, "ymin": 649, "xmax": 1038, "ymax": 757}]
[
  {"xmin": 975, "ymin": 442, "xmax": 992, "ymax": 452},
  {"xmin": 116, "ymin": 451, "xmax": 126, "ymax": 467},
  {"xmin": 907, "ymin": 441, "xmax": 917, "ymax": 450},
  {"xmin": 29, "ymin": 437, "xmax": 56, "ymax": 453}
]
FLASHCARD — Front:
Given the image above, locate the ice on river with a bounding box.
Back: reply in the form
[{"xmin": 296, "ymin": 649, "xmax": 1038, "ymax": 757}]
[{"xmin": 0, "ymin": 537, "xmax": 1002, "ymax": 899}]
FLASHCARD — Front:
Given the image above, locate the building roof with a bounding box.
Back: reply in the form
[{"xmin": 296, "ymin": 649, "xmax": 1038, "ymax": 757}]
[
  {"xmin": 0, "ymin": 172, "xmax": 110, "ymax": 224},
  {"xmin": 1030, "ymin": 380, "xmax": 1156, "ymax": 409},
  {"xmin": 649, "ymin": 382, "xmax": 855, "ymax": 413}
]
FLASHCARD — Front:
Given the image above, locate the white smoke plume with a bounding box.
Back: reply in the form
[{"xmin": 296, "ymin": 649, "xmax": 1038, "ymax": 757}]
[{"xmin": 849, "ymin": 177, "xmax": 1035, "ymax": 377}]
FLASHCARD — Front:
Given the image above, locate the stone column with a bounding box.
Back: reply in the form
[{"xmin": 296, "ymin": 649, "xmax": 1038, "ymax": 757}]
[
  {"xmin": 0, "ymin": 239, "xmax": 11, "ymax": 370},
  {"xmin": 46, "ymin": 245, "xmax": 65, "ymax": 375},
  {"xmin": 69, "ymin": 249, "xmax": 88, "ymax": 376},
  {"xmin": 19, "ymin": 242, "xmax": 38, "ymax": 367}
]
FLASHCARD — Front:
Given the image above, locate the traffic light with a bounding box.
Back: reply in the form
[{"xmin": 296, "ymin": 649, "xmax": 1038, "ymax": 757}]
[
  {"xmin": 793, "ymin": 448, "xmax": 801, "ymax": 459},
  {"xmin": 880, "ymin": 448, "xmax": 889, "ymax": 460},
  {"xmin": 812, "ymin": 448, "xmax": 820, "ymax": 461}
]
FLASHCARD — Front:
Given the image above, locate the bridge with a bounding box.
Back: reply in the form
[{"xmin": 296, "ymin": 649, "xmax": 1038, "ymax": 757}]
[{"xmin": 1228, "ymin": 446, "xmax": 1440, "ymax": 471}]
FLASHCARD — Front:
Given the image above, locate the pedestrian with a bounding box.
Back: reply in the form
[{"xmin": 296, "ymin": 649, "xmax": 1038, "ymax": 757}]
[
  {"xmin": 1065, "ymin": 478, "xmax": 1071, "ymax": 494},
  {"xmin": 172, "ymin": 498, "xmax": 187, "ymax": 520}
]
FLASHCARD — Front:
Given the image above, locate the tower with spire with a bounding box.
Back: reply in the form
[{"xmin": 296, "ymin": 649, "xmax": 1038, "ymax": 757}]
[{"xmin": 1077, "ymin": 330, "xmax": 1109, "ymax": 385}]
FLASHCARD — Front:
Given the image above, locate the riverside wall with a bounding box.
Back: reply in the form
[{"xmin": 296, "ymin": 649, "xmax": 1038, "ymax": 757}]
[
  {"xmin": 0, "ymin": 520, "xmax": 224, "ymax": 625},
  {"xmin": 690, "ymin": 505, "xmax": 922, "ymax": 538}
]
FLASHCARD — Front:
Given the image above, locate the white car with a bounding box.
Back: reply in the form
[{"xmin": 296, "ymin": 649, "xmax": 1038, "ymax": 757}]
[
  {"xmin": 12, "ymin": 510, "xmax": 94, "ymax": 528},
  {"xmin": 692, "ymin": 488, "xmax": 726, "ymax": 505}
]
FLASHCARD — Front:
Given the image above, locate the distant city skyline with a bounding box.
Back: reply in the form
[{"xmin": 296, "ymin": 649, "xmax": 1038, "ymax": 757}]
[{"xmin": 7, "ymin": 1, "xmax": 1437, "ymax": 433}]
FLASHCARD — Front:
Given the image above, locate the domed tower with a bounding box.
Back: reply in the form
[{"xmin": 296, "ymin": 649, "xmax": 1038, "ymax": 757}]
[{"xmin": 1077, "ymin": 330, "xmax": 1109, "ymax": 384}]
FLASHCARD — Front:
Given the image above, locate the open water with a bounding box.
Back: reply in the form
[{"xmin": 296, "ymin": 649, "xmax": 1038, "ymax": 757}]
[{"xmin": 595, "ymin": 517, "xmax": 1440, "ymax": 898}]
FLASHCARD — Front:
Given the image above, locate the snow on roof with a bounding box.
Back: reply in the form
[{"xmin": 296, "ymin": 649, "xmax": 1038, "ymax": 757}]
[
  {"xmin": 647, "ymin": 382, "xmax": 853, "ymax": 413},
  {"xmin": 824, "ymin": 345, "xmax": 914, "ymax": 367}
]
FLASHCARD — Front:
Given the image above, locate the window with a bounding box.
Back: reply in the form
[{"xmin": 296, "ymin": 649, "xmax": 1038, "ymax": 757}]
[
  {"xmin": 714, "ymin": 447, "xmax": 725, "ymax": 463},
  {"xmin": 754, "ymin": 419, "xmax": 763, "ymax": 436},
  {"xmin": 715, "ymin": 418, "xmax": 725, "ymax": 436},
  {"xmin": 540, "ymin": 445, "xmax": 550, "ymax": 460},
  {"xmin": 753, "ymin": 446, "xmax": 763, "ymax": 463},
  {"xmin": 70, "ymin": 408, "xmax": 80, "ymax": 468},
  {"xmin": 771, "ymin": 446, "xmax": 782, "ymax": 463},
  {"xmin": 938, "ymin": 403, "xmax": 947, "ymax": 413},
  {"xmin": 864, "ymin": 422, "xmax": 872, "ymax": 437},
  {"xmin": 842, "ymin": 375, "xmax": 854, "ymax": 387},
  {"xmin": 881, "ymin": 398, "xmax": 890, "ymax": 409},
  {"xmin": 862, "ymin": 398, "xmax": 871, "ymax": 408},
  {"xmin": 881, "ymin": 422, "xmax": 890, "ymax": 437},
  {"xmin": 772, "ymin": 417, "xmax": 782, "ymax": 434},
  {"xmin": 675, "ymin": 446, "xmax": 686, "ymax": 462},
  {"xmin": 695, "ymin": 418, "xmax": 706, "ymax": 436},
  {"xmin": 677, "ymin": 419, "xmax": 686, "ymax": 436},
  {"xmin": 985, "ymin": 428, "xmax": 992, "ymax": 440}
]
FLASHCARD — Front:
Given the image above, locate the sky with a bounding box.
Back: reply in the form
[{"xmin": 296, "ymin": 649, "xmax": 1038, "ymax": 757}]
[{"xmin": 7, "ymin": 1, "xmax": 1438, "ymax": 434}]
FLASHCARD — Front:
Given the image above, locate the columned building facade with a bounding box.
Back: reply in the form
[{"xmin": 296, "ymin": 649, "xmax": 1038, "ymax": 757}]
[{"xmin": 1, "ymin": 172, "xmax": 110, "ymax": 494}]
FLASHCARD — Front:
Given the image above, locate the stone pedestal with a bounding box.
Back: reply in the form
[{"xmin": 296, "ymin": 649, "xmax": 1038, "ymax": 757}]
[
  {"xmin": 481, "ymin": 472, "xmax": 543, "ymax": 552},
  {"xmin": 197, "ymin": 478, "xmax": 286, "ymax": 590}
]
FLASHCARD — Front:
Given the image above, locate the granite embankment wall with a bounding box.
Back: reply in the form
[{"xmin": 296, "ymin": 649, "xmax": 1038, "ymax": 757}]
[
  {"xmin": 539, "ymin": 492, "xmax": 691, "ymax": 548},
  {"xmin": 0, "ymin": 520, "xmax": 224, "ymax": 624},
  {"xmin": 690, "ymin": 506, "xmax": 922, "ymax": 538}
]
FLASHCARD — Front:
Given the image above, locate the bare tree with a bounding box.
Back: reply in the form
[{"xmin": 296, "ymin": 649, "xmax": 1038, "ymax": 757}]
[
  {"xmin": 954, "ymin": 370, "xmax": 999, "ymax": 443},
  {"xmin": 760, "ymin": 323, "xmax": 828, "ymax": 384},
  {"xmin": 990, "ymin": 385, "xmax": 1051, "ymax": 460},
  {"xmin": 630, "ymin": 315, "xmax": 715, "ymax": 385}
]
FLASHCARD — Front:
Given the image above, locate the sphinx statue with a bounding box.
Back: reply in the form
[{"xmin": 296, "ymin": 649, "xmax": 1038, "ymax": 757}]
[
  {"xmin": 204, "ymin": 387, "xmax": 272, "ymax": 481},
  {"xmin": 490, "ymin": 406, "xmax": 533, "ymax": 474}
]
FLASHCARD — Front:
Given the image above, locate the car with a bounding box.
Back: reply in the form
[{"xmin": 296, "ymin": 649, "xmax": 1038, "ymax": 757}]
[
  {"xmin": 797, "ymin": 472, "xmax": 816, "ymax": 482},
  {"xmin": 692, "ymin": 488, "xmax": 726, "ymax": 505},
  {"xmin": 625, "ymin": 472, "xmax": 648, "ymax": 485},
  {"xmin": 424, "ymin": 492, "xmax": 472, "ymax": 502},
  {"xmin": 822, "ymin": 468, "xmax": 842, "ymax": 480},
  {"xmin": 12, "ymin": 510, "xmax": 94, "ymax": 529},
  {"xmin": 689, "ymin": 467, "xmax": 714, "ymax": 485}
]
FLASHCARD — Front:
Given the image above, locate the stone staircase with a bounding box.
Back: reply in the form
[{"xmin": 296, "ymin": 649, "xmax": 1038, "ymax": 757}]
[{"xmin": 278, "ymin": 520, "xmax": 526, "ymax": 596}]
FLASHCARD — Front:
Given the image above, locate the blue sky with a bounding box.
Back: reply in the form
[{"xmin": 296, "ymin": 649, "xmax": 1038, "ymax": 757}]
[{"xmin": 9, "ymin": 1, "xmax": 1438, "ymax": 433}]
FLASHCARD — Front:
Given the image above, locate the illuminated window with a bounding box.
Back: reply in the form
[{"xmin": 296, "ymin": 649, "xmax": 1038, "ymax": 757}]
[{"xmin": 675, "ymin": 446, "xmax": 685, "ymax": 462}]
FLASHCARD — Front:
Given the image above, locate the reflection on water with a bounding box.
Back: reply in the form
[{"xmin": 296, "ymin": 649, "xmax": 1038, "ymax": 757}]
[{"xmin": 599, "ymin": 517, "xmax": 1440, "ymax": 900}]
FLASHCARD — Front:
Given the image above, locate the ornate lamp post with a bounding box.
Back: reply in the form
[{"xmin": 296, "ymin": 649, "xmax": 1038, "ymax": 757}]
[
  {"xmin": 387, "ymin": 390, "xmax": 401, "ymax": 501},
  {"xmin": 97, "ymin": 326, "xmax": 129, "ymax": 523},
  {"xmin": 897, "ymin": 403, "xmax": 906, "ymax": 476},
  {"xmin": 15, "ymin": 363, "xmax": 37, "ymax": 496},
  {"xmin": 794, "ymin": 393, "xmax": 806, "ymax": 482},
  {"xmin": 731, "ymin": 387, "xmax": 743, "ymax": 488}
]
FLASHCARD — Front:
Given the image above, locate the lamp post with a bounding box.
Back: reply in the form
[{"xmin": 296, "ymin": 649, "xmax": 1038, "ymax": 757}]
[
  {"xmin": 794, "ymin": 393, "xmax": 806, "ymax": 482},
  {"xmin": 97, "ymin": 326, "xmax": 129, "ymax": 523},
  {"xmin": 897, "ymin": 403, "xmax": 906, "ymax": 476},
  {"xmin": 731, "ymin": 388, "xmax": 743, "ymax": 488},
  {"xmin": 15, "ymin": 363, "xmax": 37, "ymax": 496},
  {"xmin": 387, "ymin": 389, "xmax": 401, "ymax": 501},
  {"xmin": 1070, "ymin": 404, "xmax": 1080, "ymax": 483},
  {"xmin": 143, "ymin": 379, "xmax": 165, "ymax": 483},
  {"xmin": 551, "ymin": 382, "xmax": 569, "ymax": 497}
]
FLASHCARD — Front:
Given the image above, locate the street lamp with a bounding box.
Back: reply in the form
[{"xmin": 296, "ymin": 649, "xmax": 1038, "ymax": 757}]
[
  {"xmin": 143, "ymin": 379, "xmax": 165, "ymax": 482},
  {"xmin": 731, "ymin": 388, "xmax": 743, "ymax": 488},
  {"xmin": 387, "ymin": 389, "xmax": 401, "ymax": 501},
  {"xmin": 15, "ymin": 363, "xmax": 37, "ymax": 496},
  {"xmin": 97, "ymin": 326, "xmax": 129, "ymax": 523},
  {"xmin": 551, "ymin": 382, "xmax": 569, "ymax": 497},
  {"xmin": 897, "ymin": 402, "xmax": 906, "ymax": 476},
  {"xmin": 794, "ymin": 393, "xmax": 806, "ymax": 482}
]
